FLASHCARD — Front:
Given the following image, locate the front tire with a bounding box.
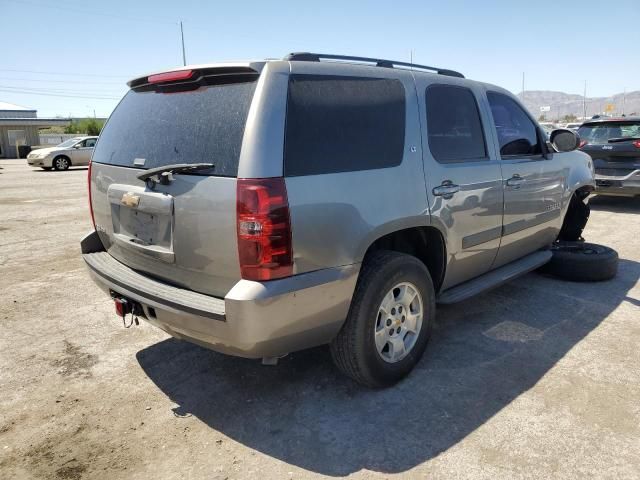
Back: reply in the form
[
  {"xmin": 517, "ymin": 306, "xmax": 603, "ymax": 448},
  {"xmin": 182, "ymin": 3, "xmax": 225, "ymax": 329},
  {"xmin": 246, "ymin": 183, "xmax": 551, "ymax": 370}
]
[
  {"xmin": 330, "ymin": 251, "xmax": 435, "ymax": 387},
  {"xmin": 53, "ymin": 156, "xmax": 70, "ymax": 171}
]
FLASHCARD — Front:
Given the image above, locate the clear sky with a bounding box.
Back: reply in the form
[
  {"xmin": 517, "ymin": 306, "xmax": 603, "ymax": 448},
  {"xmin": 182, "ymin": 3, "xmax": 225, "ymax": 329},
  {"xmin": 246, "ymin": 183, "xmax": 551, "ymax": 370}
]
[{"xmin": 2, "ymin": 0, "xmax": 639, "ymax": 118}]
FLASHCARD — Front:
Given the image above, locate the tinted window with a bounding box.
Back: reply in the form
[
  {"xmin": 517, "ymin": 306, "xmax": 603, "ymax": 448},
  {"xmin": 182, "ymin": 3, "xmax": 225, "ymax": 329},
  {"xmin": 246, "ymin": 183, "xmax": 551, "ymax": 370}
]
[
  {"xmin": 85, "ymin": 138, "xmax": 96, "ymax": 148},
  {"xmin": 487, "ymin": 92, "xmax": 542, "ymax": 156},
  {"xmin": 284, "ymin": 75, "xmax": 405, "ymax": 176},
  {"xmin": 92, "ymin": 80, "xmax": 257, "ymax": 177},
  {"xmin": 578, "ymin": 121, "xmax": 640, "ymax": 145},
  {"xmin": 425, "ymin": 85, "xmax": 486, "ymax": 162}
]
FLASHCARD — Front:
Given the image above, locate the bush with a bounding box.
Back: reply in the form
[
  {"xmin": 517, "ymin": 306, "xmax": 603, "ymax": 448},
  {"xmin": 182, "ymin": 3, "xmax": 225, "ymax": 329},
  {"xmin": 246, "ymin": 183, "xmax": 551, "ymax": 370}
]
[{"xmin": 64, "ymin": 118, "xmax": 105, "ymax": 135}]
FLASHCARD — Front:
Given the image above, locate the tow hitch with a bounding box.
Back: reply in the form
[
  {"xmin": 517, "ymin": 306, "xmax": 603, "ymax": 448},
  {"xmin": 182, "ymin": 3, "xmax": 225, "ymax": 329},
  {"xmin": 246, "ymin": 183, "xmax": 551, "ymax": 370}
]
[{"xmin": 110, "ymin": 292, "xmax": 144, "ymax": 328}]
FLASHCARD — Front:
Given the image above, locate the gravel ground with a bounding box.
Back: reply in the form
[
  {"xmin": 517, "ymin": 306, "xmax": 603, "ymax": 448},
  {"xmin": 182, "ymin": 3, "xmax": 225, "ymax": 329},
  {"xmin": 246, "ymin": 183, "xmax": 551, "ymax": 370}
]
[{"xmin": 1, "ymin": 159, "xmax": 639, "ymax": 480}]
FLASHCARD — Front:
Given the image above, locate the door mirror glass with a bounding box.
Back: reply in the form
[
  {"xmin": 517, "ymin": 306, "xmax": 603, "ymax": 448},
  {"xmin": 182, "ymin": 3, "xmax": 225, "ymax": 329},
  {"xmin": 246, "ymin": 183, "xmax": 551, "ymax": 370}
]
[
  {"xmin": 73, "ymin": 143, "xmax": 82, "ymax": 149},
  {"xmin": 549, "ymin": 129, "xmax": 580, "ymax": 152}
]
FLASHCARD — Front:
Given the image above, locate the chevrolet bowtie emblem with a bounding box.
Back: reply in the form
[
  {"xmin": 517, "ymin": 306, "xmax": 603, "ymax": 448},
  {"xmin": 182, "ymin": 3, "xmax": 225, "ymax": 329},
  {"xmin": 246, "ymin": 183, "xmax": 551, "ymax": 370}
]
[{"xmin": 121, "ymin": 192, "xmax": 140, "ymax": 208}]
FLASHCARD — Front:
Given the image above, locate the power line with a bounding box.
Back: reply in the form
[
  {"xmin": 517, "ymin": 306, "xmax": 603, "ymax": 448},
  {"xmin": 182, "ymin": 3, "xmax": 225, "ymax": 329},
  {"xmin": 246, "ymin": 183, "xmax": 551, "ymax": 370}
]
[
  {"xmin": 0, "ymin": 69, "xmax": 128, "ymax": 78},
  {"xmin": 0, "ymin": 76, "xmax": 124, "ymax": 85},
  {"xmin": 5, "ymin": 0, "xmax": 178, "ymax": 25},
  {"xmin": 0, "ymin": 85, "xmax": 123, "ymax": 96},
  {"xmin": 0, "ymin": 89, "xmax": 120, "ymax": 100}
]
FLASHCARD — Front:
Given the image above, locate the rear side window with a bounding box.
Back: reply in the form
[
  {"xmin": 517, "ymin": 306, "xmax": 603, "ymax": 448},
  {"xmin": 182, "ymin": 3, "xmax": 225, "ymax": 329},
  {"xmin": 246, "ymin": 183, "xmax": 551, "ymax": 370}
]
[
  {"xmin": 425, "ymin": 84, "xmax": 487, "ymax": 163},
  {"xmin": 92, "ymin": 80, "xmax": 258, "ymax": 177},
  {"xmin": 284, "ymin": 75, "xmax": 406, "ymax": 176},
  {"xmin": 487, "ymin": 92, "xmax": 542, "ymax": 156}
]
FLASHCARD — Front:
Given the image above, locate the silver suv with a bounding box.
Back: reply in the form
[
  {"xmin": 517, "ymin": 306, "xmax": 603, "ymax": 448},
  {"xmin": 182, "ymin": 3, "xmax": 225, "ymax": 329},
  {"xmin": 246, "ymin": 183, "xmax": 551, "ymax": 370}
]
[{"xmin": 81, "ymin": 53, "xmax": 596, "ymax": 387}]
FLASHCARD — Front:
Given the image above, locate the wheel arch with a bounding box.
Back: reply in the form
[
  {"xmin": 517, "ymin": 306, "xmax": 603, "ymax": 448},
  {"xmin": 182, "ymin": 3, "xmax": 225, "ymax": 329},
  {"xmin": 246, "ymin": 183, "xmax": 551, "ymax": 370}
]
[{"xmin": 361, "ymin": 225, "xmax": 447, "ymax": 293}]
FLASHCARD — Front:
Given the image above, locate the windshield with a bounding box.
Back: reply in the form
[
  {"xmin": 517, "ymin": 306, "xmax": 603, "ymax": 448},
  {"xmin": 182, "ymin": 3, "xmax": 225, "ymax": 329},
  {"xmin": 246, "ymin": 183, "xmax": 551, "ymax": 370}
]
[
  {"xmin": 57, "ymin": 138, "xmax": 81, "ymax": 147},
  {"xmin": 92, "ymin": 79, "xmax": 258, "ymax": 177},
  {"xmin": 578, "ymin": 121, "xmax": 640, "ymax": 144}
]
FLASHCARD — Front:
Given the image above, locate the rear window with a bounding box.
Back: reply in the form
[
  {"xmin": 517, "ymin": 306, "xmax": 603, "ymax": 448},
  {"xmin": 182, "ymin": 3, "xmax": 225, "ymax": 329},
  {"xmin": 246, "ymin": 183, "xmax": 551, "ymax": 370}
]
[
  {"xmin": 578, "ymin": 121, "xmax": 640, "ymax": 145},
  {"xmin": 92, "ymin": 80, "xmax": 258, "ymax": 177},
  {"xmin": 284, "ymin": 75, "xmax": 405, "ymax": 176}
]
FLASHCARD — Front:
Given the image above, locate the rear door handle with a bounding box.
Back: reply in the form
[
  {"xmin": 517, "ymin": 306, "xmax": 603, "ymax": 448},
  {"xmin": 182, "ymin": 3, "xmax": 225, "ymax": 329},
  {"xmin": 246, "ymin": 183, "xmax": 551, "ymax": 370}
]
[
  {"xmin": 432, "ymin": 180, "xmax": 460, "ymax": 199},
  {"xmin": 506, "ymin": 175, "xmax": 525, "ymax": 188}
]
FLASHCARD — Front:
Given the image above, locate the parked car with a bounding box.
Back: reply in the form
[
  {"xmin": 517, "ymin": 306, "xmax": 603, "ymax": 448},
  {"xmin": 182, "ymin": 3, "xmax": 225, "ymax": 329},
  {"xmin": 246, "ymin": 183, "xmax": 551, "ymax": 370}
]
[
  {"xmin": 578, "ymin": 117, "xmax": 640, "ymax": 196},
  {"xmin": 565, "ymin": 122, "xmax": 582, "ymax": 131},
  {"xmin": 27, "ymin": 136, "xmax": 97, "ymax": 170},
  {"xmin": 81, "ymin": 53, "xmax": 610, "ymax": 387}
]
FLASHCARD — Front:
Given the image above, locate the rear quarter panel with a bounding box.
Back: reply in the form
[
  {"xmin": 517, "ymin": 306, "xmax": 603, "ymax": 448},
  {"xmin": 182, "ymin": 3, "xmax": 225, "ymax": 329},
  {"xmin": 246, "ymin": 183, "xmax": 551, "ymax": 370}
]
[{"xmin": 284, "ymin": 62, "xmax": 429, "ymax": 273}]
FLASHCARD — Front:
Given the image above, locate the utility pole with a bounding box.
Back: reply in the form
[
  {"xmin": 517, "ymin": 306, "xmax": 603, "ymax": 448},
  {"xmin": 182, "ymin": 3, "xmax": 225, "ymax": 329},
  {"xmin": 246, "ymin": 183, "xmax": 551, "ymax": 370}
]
[
  {"xmin": 583, "ymin": 80, "xmax": 587, "ymax": 120},
  {"xmin": 623, "ymin": 87, "xmax": 626, "ymax": 116},
  {"xmin": 180, "ymin": 21, "xmax": 187, "ymax": 66}
]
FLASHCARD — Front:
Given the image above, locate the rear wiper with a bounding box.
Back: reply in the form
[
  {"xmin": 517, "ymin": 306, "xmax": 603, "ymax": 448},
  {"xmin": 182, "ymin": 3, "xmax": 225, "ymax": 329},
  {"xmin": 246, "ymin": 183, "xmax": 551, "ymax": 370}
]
[
  {"xmin": 608, "ymin": 137, "xmax": 640, "ymax": 143},
  {"xmin": 137, "ymin": 163, "xmax": 215, "ymax": 187}
]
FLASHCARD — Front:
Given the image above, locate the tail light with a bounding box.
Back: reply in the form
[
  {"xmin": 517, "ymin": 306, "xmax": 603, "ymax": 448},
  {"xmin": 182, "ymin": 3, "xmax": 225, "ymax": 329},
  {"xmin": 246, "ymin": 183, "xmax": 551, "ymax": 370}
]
[
  {"xmin": 88, "ymin": 160, "xmax": 96, "ymax": 229},
  {"xmin": 237, "ymin": 178, "xmax": 293, "ymax": 281},
  {"xmin": 633, "ymin": 140, "xmax": 640, "ymax": 149},
  {"xmin": 579, "ymin": 139, "xmax": 588, "ymax": 148}
]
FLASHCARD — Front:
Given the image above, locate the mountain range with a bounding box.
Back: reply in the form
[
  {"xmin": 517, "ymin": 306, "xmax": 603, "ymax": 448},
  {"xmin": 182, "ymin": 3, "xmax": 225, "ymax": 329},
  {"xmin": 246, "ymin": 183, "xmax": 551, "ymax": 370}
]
[{"xmin": 518, "ymin": 90, "xmax": 640, "ymax": 121}]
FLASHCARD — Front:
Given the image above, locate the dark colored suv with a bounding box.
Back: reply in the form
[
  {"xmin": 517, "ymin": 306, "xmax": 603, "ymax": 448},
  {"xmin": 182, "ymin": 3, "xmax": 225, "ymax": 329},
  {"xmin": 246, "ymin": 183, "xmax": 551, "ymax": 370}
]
[{"xmin": 578, "ymin": 118, "xmax": 640, "ymax": 196}]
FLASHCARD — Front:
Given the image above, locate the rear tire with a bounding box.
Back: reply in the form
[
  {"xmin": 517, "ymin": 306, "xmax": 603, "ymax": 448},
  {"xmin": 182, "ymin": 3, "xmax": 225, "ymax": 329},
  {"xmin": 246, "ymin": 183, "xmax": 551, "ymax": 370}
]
[
  {"xmin": 540, "ymin": 241, "xmax": 618, "ymax": 282},
  {"xmin": 330, "ymin": 251, "xmax": 435, "ymax": 388},
  {"xmin": 53, "ymin": 156, "xmax": 70, "ymax": 171}
]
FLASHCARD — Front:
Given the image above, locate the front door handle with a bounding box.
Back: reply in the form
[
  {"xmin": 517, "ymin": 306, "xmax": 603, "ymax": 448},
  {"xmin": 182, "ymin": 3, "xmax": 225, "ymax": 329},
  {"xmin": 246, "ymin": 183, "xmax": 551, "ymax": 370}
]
[
  {"xmin": 432, "ymin": 180, "xmax": 460, "ymax": 199},
  {"xmin": 506, "ymin": 174, "xmax": 525, "ymax": 188}
]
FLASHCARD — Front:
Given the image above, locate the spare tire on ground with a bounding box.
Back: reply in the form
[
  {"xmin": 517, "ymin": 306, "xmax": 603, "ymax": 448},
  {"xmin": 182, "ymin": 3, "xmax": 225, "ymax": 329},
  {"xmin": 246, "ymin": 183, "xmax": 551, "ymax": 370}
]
[{"xmin": 539, "ymin": 241, "xmax": 618, "ymax": 282}]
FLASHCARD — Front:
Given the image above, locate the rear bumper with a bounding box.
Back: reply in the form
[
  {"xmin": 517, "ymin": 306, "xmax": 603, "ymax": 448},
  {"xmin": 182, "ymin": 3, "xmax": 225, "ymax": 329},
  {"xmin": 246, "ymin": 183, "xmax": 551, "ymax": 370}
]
[
  {"xmin": 81, "ymin": 231, "xmax": 358, "ymax": 358},
  {"xmin": 595, "ymin": 170, "xmax": 640, "ymax": 197}
]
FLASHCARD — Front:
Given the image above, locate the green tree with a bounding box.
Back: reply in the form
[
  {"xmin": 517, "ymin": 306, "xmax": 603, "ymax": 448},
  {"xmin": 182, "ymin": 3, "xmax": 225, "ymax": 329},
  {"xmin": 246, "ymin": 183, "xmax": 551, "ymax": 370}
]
[
  {"xmin": 64, "ymin": 118, "xmax": 105, "ymax": 135},
  {"xmin": 562, "ymin": 114, "xmax": 578, "ymax": 123},
  {"xmin": 538, "ymin": 114, "xmax": 547, "ymax": 122},
  {"xmin": 85, "ymin": 119, "xmax": 101, "ymax": 136}
]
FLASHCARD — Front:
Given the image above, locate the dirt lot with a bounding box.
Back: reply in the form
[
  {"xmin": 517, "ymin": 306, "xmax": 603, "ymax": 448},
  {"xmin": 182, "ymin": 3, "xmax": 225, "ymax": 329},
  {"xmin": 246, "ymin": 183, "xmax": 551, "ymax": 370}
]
[{"xmin": 0, "ymin": 158, "xmax": 639, "ymax": 479}]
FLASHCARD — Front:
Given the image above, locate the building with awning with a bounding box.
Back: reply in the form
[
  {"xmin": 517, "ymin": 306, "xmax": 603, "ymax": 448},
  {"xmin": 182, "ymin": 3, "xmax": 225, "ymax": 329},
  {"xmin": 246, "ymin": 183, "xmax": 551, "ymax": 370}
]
[{"xmin": 0, "ymin": 102, "xmax": 70, "ymax": 158}]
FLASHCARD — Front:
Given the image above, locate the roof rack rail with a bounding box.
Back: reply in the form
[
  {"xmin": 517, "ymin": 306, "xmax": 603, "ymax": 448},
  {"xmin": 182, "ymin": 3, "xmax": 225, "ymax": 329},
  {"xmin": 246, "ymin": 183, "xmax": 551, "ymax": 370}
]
[{"xmin": 283, "ymin": 52, "xmax": 464, "ymax": 78}]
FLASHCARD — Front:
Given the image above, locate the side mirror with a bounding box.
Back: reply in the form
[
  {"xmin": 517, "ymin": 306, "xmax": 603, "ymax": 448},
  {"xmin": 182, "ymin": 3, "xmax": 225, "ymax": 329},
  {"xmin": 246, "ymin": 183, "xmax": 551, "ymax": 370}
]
[
  {"xmin": 549, "ymin": 129, "xmax": 580, "ymax": 152},
  {"xmin": 73, "ymin": 144, "xmax": 81, "ymax": 149}
]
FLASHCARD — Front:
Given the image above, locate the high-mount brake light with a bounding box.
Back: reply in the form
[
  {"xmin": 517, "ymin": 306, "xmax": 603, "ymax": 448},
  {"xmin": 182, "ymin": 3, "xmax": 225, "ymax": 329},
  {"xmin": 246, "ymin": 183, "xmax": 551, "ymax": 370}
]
[
  {"xmin": 236, "ymin": 178, "xmax": 293, "ymax": 281},
  {"xmin": 147, "ymin": 70, "xmax": 194, "ymax": 84}
]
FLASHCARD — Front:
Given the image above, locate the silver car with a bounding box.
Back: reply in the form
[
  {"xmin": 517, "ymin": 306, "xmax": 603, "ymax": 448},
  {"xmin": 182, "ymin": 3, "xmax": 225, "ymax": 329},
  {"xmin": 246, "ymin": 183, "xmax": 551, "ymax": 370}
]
[
  {"xmin": 27, "ymin": 136, "xmax": 97, "ymax": 170},
  {"xmin": 81, "ymin": 53, "xmax": 596, "ymax": 386}
]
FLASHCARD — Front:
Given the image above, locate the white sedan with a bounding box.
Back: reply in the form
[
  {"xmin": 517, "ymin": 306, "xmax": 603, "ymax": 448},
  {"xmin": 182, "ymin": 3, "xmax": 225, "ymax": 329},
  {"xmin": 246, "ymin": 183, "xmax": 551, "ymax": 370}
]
[{"xmin": 27, "ymin": 136, "xmax": 98, "ymax": 170}]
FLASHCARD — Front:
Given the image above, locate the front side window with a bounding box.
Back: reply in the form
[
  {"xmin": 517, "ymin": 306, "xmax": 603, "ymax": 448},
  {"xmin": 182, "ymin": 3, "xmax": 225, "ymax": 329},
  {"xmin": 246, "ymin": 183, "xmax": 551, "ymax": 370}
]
[
  {"xmin": 284, "ymin": 75, "xmax": 406, "ymax": 176},
  {"xmin": 85, "ymin": 138, "xmax": 96, "ymax": 148},
  {"xmin": 425, "ymin": 84, "xmax": 487, "ymax": 163},
  {"xmin": 487, "ymin": 92, "xmax": 542, "ymax": 156}
]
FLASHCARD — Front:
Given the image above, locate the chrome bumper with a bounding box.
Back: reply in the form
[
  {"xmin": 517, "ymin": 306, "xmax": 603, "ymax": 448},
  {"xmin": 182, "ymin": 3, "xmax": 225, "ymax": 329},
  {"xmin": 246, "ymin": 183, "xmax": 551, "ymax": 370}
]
[{"xmin": 595, "ymin": 170, "xmax": 640, "ymax": 196}]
